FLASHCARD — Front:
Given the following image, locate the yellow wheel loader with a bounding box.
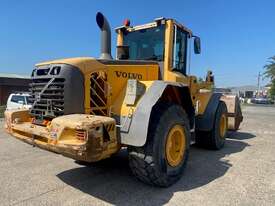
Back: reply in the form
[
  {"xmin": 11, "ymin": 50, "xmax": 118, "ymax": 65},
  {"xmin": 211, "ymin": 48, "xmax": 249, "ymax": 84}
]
[{"xmin": 5, "ymin": 12, "xmax": 243, "ymax": 187}]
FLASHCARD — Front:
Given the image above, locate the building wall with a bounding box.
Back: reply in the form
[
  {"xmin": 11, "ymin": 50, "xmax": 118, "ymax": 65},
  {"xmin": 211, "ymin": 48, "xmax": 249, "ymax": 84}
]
[{"xmin": 0, "ymin": 77, "xmax": 31, "ymax": 105}]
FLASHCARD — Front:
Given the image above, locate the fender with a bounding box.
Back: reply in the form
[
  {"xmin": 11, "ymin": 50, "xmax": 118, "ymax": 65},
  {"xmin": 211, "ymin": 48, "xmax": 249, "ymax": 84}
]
[
  {"xmin": 195, "ymin": 93, "xmax": 223, "ymax": 131},
  {"xmin": 119, "ymin": 80, "xmax": 194, "ymax": 147}
]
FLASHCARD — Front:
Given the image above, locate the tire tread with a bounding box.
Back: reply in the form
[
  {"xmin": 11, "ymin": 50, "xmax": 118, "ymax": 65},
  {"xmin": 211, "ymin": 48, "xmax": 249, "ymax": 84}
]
[{"xmin": 128, "ymin": 103, "xmax": 190, "ymax": 187}]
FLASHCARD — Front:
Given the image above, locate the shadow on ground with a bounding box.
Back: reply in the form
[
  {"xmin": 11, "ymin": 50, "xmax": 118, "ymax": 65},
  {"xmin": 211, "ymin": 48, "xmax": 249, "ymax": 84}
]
[
  {"xmin": 227, "ymin": 131, "xmax": 256, "ymax": 140},
  {"xmin": 57, "ymin": 131, "xmax": 253, "ymax": 206}
]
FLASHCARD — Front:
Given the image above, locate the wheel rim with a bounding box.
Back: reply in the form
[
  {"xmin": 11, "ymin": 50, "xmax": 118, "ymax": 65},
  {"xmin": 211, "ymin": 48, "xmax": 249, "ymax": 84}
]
[
  {"xmin": 219, "ymin": 114, "xmax": 227, "ymax": 138},
  {"xmin": 165, "ymin": 125, "xmax": 186, "ymax": 167}
]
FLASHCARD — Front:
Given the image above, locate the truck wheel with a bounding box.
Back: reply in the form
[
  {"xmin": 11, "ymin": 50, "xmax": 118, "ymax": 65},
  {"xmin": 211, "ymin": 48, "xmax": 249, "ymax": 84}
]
[
  {"xmin": 196, "ymin": 101, "xmax": 228, "ymax": 150},
  {"xmin": 128, "ymin": 104, "xmax": 190, "ymax": 187}
]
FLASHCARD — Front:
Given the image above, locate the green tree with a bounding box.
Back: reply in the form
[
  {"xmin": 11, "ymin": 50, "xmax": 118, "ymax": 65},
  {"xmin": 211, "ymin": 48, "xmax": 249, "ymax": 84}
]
[
  {"xmin": 270, "ymin": 81, "xmax": 275, "ymax": 97},
  {"xmin": 264, "ymin": 56, "xmax": 275, "ymax": 97}
]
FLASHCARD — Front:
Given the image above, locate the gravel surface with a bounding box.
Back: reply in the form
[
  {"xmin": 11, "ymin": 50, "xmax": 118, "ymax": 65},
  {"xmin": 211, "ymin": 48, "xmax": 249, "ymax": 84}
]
[{"xmin": 0, "ymin": 105, "xmax": 274, "ymax": 206}]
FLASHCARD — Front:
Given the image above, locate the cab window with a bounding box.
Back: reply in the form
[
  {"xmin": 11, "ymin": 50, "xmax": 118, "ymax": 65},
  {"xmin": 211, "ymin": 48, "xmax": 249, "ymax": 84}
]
[
  {"xmin": 123, "ymin": 25, "xmax": 165, "ymax": 61},
  {"xmin": 11, "ymin": 95, "xmax": 25, "ymax": 104},
  {"xmin": 172, "ymin": 25, "xmax": 188, "ymax": 75}
]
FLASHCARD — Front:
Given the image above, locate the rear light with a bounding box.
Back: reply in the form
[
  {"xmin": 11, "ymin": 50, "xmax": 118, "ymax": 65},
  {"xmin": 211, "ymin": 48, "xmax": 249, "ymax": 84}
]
[
  {"xmin": 75, "ymin": 129, "xmax": 87, "ymax": 141},
  {"xmin": 123, "ymin": 19, "xmax": 130, "ymax": 27},
  {"xmin": 31, "ymin": 118, "xmax": 51, "ymax": 127},
  {"xmin": 42, "ymin": 120, "xmax": 50, "ymax": 126}
]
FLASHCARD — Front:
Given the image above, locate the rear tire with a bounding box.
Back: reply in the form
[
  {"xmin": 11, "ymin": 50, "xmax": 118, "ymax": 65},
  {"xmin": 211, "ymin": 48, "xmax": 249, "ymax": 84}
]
[
  {"xmin": 196, "ymin": 101, "xmax": 228, "ymax": 150},
  {"xmin": 128, "ymin": 103, "xmax": 190, "ymax": 187}
]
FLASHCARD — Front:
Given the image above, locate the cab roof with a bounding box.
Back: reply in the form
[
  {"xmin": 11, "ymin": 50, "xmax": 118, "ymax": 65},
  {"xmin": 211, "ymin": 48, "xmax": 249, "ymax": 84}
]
[{"xmin": 115, "ymin": 17, "xmax": 193, "ymax": 36}]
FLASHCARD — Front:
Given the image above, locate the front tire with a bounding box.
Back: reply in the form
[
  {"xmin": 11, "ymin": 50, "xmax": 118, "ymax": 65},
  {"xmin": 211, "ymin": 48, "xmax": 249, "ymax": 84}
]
[
  {"xmin": 196, "ymin": 101, "xmax": 228, "ymax": 150},
  {"xmin": 128, "ymin": 104, "xmax": 190, "ymax": 187}
]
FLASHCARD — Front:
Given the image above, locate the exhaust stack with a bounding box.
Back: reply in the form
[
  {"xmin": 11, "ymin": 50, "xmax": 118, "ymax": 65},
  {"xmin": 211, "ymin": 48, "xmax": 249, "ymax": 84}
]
[{"xmin": 96, "ymin": 12, "xmax": 113, "ymax": 60}]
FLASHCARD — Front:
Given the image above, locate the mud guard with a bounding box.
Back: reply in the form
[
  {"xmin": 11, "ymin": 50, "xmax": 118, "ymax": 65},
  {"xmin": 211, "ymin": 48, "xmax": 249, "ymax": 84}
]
[
  {"xmin": 119, "ymin": 81, "xmax": 191, "ymax": 147},
  {"xmin": 195, "ymin": 93, "xmax": 223, "ymax": 132}
]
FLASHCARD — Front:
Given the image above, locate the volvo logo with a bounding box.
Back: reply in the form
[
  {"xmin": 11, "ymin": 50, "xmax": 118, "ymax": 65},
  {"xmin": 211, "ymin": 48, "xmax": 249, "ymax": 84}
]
[{"xmin": 114, "ymin": 71, "xmax": 142, "ymax": 80}]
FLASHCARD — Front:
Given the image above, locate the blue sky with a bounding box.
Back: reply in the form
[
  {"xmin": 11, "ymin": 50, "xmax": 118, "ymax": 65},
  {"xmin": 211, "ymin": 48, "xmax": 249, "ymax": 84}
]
[{"xmin": 0, "ymin": 0, "xmax": 274, "ymax": 87}]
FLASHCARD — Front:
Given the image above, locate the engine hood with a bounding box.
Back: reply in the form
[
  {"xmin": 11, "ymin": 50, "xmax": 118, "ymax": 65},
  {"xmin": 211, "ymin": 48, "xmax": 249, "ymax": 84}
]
[{"xmin": 35, "ymin": 57, "xmax": 108, "ymax": 75}]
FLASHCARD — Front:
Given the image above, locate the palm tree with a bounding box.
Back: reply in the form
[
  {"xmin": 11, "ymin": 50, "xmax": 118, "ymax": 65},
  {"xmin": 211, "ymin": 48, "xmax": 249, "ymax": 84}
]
[
  {"xmin": 264, "ymin": 56, "xmax": 275, "ymax": 97},
  {"xmin": 264, "ymin": 56, "xmax": 275, "ymax": 80}
]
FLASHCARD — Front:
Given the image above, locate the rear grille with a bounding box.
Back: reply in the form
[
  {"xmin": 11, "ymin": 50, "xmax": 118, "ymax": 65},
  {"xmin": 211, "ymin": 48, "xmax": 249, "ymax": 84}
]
[
  {"xmin": 90, "ymin": 72, "xmax": 108, "ymax": 116},
  {"xmin": 29, "ymin": 78, "xmax": 65, "ymax": 119}
]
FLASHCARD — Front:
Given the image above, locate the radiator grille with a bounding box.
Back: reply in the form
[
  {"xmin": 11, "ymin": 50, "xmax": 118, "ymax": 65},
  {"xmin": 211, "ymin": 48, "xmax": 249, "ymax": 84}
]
[{"xmin": 29, "ymin": 78, "xmax": 65, "ymax": 119}]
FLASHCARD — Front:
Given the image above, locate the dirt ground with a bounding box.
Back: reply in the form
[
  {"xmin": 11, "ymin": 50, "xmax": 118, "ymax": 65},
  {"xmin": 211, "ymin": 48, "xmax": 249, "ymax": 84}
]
[{"xmin": 0, "ymin": 105, "xmax": 274, "ymax": 206}]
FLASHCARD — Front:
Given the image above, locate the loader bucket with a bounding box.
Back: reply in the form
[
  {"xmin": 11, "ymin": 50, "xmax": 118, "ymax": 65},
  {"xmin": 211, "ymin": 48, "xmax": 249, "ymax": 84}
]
[{"xmin": 221, "ymin": 94, "xmax": 243, "ymax": 131}]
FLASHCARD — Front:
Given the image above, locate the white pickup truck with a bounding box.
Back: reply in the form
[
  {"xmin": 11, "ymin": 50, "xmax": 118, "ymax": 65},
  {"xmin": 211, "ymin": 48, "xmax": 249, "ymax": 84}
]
[{"xmin": 6, "ymin": 93, "xmax": 32, "ymax": 110}]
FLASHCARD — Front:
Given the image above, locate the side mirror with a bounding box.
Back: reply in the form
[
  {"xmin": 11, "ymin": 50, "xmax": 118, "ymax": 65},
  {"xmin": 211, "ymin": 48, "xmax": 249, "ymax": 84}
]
[{"xmin": 194, "ymin": 36, "xmax": 201, "ymax": 54}]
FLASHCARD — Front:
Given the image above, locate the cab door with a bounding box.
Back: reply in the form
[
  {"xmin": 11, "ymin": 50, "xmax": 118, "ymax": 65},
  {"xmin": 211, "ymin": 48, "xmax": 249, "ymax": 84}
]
[
  {"xmin": 172, "ymin": 25, "xmax": 205, "ymax": 107},
  {"xmin": 164, "ymin": 22, "xmax": 190, "ymax": 84},
  {"xmin": 172, "ymin": 25, "xmax": 188, "ymax": 77}
]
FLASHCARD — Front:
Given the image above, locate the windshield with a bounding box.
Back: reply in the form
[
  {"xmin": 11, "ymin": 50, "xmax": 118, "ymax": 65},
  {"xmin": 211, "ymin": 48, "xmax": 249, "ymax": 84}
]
[{"xmin": 123, "ymin": 25, "xmax": 165, "ymax": 61}]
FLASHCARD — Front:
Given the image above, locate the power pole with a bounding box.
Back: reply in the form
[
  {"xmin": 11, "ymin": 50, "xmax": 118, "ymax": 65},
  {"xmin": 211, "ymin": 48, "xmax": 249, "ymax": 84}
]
[{"xmin": 257, "ymin": 72, "xmax": 261, "ymax": 97}]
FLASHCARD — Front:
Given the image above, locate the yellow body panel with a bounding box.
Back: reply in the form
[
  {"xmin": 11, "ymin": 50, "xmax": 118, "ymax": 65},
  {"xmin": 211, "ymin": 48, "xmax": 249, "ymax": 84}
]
[
  {"xmin": 163, "ymin": 20, "xmax": 174, "ymax": 80},
  {"xmin": 113, "ymin": 80, "xmax": 155, "ymax": 116},
  {"xmin": 36, "ymin": 57, "xmax": 159, "ymax": 117},
  {"xmin": 107, "ymin": 64, "xmax": 158, "ymax": 108},
  {"xmin": 197, "ymin": 91, "xmax": 212, "ymax": 114}
]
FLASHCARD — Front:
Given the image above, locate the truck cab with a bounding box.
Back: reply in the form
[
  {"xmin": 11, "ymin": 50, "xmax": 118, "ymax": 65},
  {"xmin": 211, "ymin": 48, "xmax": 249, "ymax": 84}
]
[
  {"xmin": 6, "ymin": 93, "xmax": 32, "ymax": 110},
  {"xmin": 116, "ymin": 17, "xmax": 203, "ymax": 81}
]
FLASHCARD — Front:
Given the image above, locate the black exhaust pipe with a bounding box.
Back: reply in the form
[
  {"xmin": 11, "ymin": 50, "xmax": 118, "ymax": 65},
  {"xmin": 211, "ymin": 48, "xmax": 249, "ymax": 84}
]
[{"xmin": 96, "ymin": 12, "xmax": 113, "ymax": 60}]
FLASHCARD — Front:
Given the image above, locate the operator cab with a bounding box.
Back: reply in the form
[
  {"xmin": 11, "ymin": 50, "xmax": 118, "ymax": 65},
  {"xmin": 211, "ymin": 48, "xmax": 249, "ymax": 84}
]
[{"xmin": 115, "ymin": 18, "xmax": 201, "ymax": 76}]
